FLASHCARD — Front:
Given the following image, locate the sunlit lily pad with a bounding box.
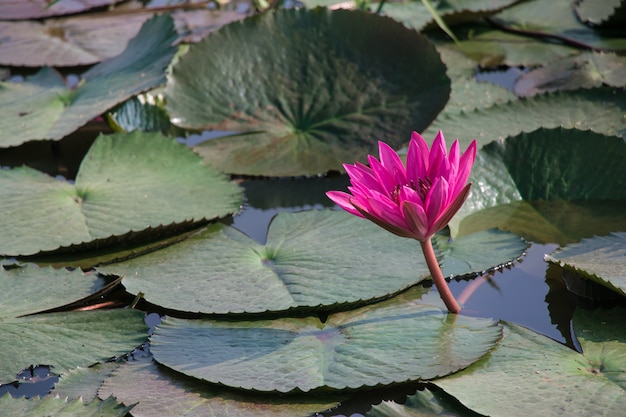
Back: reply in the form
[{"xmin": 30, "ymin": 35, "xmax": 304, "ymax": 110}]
[
  {"xmin": 0, "ymin": 131, "xmax": 243, "ymax": 256},
  {"xmin": 447, "ymin": 127, "xmax": 626, "ymax": 244},
  {"xmin": 98, "ymin": 351, "xmax": 341, "ymax": 417},
  {"xmin": 514, "ymin": 52, "xmax": 626, "ymax": 97},
  {"xmin": 434, "ymin": 308, "xmax": 626, "ymax": 417},
  {"xmin": 166, "ymin": 8, "xmax": 450, "ymax": 176},
  {"xmin": 151, "ymin": 294, "xmax": 502, "ymax": 392},
  {"xmin": 424, "ymin": 87, "xmax": 626, "ymax": 149},
  {"xmin": 0, "ymin": 395, "xmax": 133, "ymax": 417},
  {"xmin": 0, "ymin": 14, "xmax": 177, "ymax": 146},
  {"xmin": 0, "ymin": 265, "xmax": 148, "ymax": 383},
  {"xmin": 366, "ymin": 386, "xmax": 477, "ymax": 417},
  {"xmin": 52, "ymin": 362, "xmax": 120, "ymax": 402},
  {"xmin": 98, "ymin": 210, "xmax": 526, "ymax": 315},
  {"xmin": 0, "ymin": 0, "xmax": 120, "ymax": 19},
  {"xmin": 575, "ymin": 0, "xmax": 626, "ymax": 28},
  {"xmin": 545, "ymin": 232, "xmax": 626, "ymax": 297}
]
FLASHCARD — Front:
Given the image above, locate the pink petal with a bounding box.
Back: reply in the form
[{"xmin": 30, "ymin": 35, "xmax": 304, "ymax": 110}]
[
  {"xmin": 428, "ymin": 131, "xmax": 448, "ymax": 178},
  {"xmin": 352, "ymin": 200, "xmax": 415, "ymax": 239},
  {"xmin": 377, "ymin": 141, "xmax": 407, "ymax": 185},
  {"xmin": 368, "ymin": 154, "xmax": 398, "ymax": 195},
  {"xmin": 453, "ymin": 140, "xmax": 477, "ymax": 196},
  {"xmin": 424, "ymin": 177, "xmax": 449, "ymax": 224},
  {"xmin": 401, "ymin": 200, "xmax": 429, "ymax": 241},
  {"xmin": 431, "ymin": 183, "xmax": 472, "ymax": 234},
  {"xmin": 326, "ymin": 191, "xmax": 363, "ymax": 217},
  {"xmin": 407, "ymin": 131, "xmax": 430, "ymax": 181},
  {"xmin": 345, "ymin": 163, "xmax": 384, "ymax": 194}
]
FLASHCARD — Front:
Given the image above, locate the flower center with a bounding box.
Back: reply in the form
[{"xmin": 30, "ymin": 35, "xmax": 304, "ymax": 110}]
[{"xmin": 391, "ymin": 177, "xmax": 432, "ymax": 204}]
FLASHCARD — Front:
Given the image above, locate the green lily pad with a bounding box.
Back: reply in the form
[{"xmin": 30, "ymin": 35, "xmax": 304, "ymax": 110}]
[
  {"xmin": 447, "ymin": 127, "xmax": 626, "ymax": 243},
  {"xmin": 423, "ymin": 88, "xmax": 626, "ymax": 150},
  {"xmin": 98, "ymin": 210, "xmax": 526, "ymax": 315},
  {"xmin": 377, "ymin": 0, "xmax": 519, "ymax": 32},
  {"xmin": 434, "ymin": 308, "xmax": 626, "ymax": 417},
  {"xmin": 98, "ymin": 351, "xmax": 341, "ymax": 417},
  {"xmin": 0, "ymin": 0, "xmax": 120, "ymax": 19},
  {"xmin": 367, "ymin": 386, "xmax": 480, "ymax": 417},
  {"xmin": 545, "ymin": 232, "xmax": 626, "ymax": 297},
  {"xmin": 166, "ymin": 8, "xmax": 450, "ymax": 176},
  {"xmin": 0, "ymin": 265, "xmax": 148, "ymax": 383},
  {"xmin": 52, "ymin": 362, "xmax": 120, "ymax": 402},
  {"xmin": 0, "ymin": 14, "xmax": 177, "ymax": 146},
  {"xmin": 151, "ymin": 293, "xmax": 502, "ymax": 392},
  {"xmin": 514, "ymin": 52, "xmax": 626, "ymax": 97},
  {"xmin": 0, "ymin": 395, "xmax": 133, "ymax": 417},
  {"xmin": 0, "ymin": 131, "xmax": 242, "ymax": 256},
  {"xmin": 575, "ymin": 0, "xmax": 626, "ymax": 28}
]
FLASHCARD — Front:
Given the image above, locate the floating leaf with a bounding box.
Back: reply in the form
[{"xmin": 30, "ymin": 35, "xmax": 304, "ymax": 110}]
[
  {"xmin": 0, "ymin": 14, "xmax": 177, "ymax": 146},
  {"xmin": 99, "ymin": 351, "xmax": 341, "ymax": 417},
  {"xmin": 166, "ymin": 8, "xmax": 450, "ymax": 176},
  {"xmin": 0, "ymin": 395, "xmax": 133, "ymax": 417},
  {"xmin": 0, "ymin": 265, "xmax": 148, "ymax": 383},
  {"xmin": 434, "ymin": 308, "xmax": 626, "ymax": 417},
  {"xmin": 98, "ymin": 210, "xmax": 525, "ymax": 315},
  {"xmin": 52, "ymin": 362, "xmax": 120, "ymax": 402},
  {"xmin": 0, "ymin": 131, "xmax": 243, "ymax": 256},
  {"xmin": 377, "ymin": 0, "xmax": 519, "ymax": 32},
  {"xmin": 367, "ymin": 386, "xmax": 479, "ymax": 417},
  {"xmin": 448, "ymin": 127, "xmax": 626, "ymax": 243},
  {"xmin": 546, "ymin": 232, "xmax": 626, "ymax": 297},
  {"xmin": 514, "ymin": 52, "xmax": 626, "ymax": 97},
  {"xmin": 151, "ymin": 294, "xmax": 502, "ymax": 392},
  {"xmin": 0, "ymin": 0, "xmax": 120, "ymax": 19},
  {"xmin": 575, "ymin": 0, "xmax": 626, "ymax": 28},
  {"xmin": 424, "ymin": 87, "xmax": 626, "ymax": 149}
]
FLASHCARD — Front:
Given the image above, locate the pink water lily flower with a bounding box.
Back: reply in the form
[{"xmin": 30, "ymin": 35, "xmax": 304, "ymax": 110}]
[{"xmin": 327, "ymin": 130, "xmax": 477, "ymax": 242}]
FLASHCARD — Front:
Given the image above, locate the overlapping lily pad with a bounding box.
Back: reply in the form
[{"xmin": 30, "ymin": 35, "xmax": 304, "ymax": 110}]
[
  {"xmin": 546, "ymin": 232, "xmax": 626, "ymax": 297},
  {"xmin": 0, "ymin": 131, "xmax": 243, "ymax": 256},
  {"xmin": 166, "ymin": 8, "xmax": 450, "ymax": 176},
  {"xmin": 0, "ymin": 265, "xmax": 148, "ymax": 383},
  {"xmin": 0, "ymin": 14, "xmax": 177, "ymax": 146},
  {"xmin": 151, "ymin": 293, "xmax": 502, "ymax": 392},
  {"xmin": 447, "ymin": 127, "xmax": 626, "ymax": 243},
  {"xmin": 434, "ymin": 308, "xmax": 626, "ymax": 416},
  {"xmin": 0, "ymin": 395, "xmax": 133, "ymax": 417},
  {"xmin": 423, "ymin": 88, "xmax": 626, "ymax": 149},
  {"xmin": 0, "ymin": 0, "xmax": 120, "ymax": 20},
  {"xmin": 98, "ymin": 210, "xmax": 526, "ymax": 315},
  {"xmin": 98, "ymin": 352, "xmax": 341, "ymax": 417}
]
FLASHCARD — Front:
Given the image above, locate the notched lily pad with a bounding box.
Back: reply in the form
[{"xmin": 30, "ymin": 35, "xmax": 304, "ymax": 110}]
[
  {"xmin": 98, "ymin": 210, "xmax": 526, "ymax": 315},
  {"xmin": 0, "ymin": 131, "xmax": 243, "ymax": 256},
  {"xmin": 434, "ymin": 308, "xmax": 626, "ymax": 417},
  {"xmin": 0, "ymin": 14, "xmax": 177, "ymax": 146},
  {"xmin": 166, "ymin": 8, "xmax": 450, "ymax": 176},
  {"xmin": 151, "ymin": 294, "xmax": 502, "ymax": 393},
  {"xmin": 0, "ymin": 395, "xmax": 133, "ymax": 417},
  {"xmin": 0, "ymin": 0, "xmax": 120, "ymax": 20},
  {"xmin": 448, "ymin": 127, "xmax": 626, "ymax": 244},
  {"xmin": 546, "ymin": 232, "xmax": 626, "ymax": 297},
  {"xmin": 99, "ymin": 351, "xmax": 341, "ymax": 417}
]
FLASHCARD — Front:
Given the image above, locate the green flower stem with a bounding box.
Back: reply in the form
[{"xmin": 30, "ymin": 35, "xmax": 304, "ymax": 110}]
[{"xmin": 420, "ymin": 238, "xmax": 461, "ymax": 314}]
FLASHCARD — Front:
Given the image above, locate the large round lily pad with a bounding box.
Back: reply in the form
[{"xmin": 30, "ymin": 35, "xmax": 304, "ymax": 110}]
[
  {"xmin": 98, "ymin": 210, "xmax": 526, "ymax": 315},
  {"xmin": 166, "ymin": 8, "xmax": 450, "ymax": 176},
  {"xmin": 0, "ymin": 131, "xmax": 243, "ymax": 256},
  {"xmin": 151, "ymin": 293, "xmax": 502, "ymax": 392},
  {"xmin": 434, "ymin": 307, "xmax": 626, "ymax": 417}
]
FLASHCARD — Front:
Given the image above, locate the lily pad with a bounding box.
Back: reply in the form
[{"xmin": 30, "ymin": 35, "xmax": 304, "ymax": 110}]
[
  {"xmin": 98, "ymin": 351, "xmax": 341, "ymax": 417},
  {"xmin": 0, "ymin": 130, "xmax": 243, "ymax": 256},
  {"xmin": 98, "ymin": 210, "xmax": 526, "ymax": 315},
  {"xmin": 545, "ymin": 232, "xmax": 626, "ymax": 297},
  {"xmin": 447, "ymin": 127, "xmax": 626, "ymax": 243},
  {"xmin": 151, "ymin": 294, "xmax": 502, "ymax": 392},
  {"xmin": 367, "ymin": 386, "xmax": 480, "ymax": 417},
  {"xmin": 166, "ymin": 8, "xmax": 450, "ymax": 176},
  {"xmin": 423, "ymin": 87, "xmax": 626, "ymax": 150},
  {"xmin": 0, "ymin": 265, "xmax": 148, "ymax": 383},
  {"xmin": 52, "ymin": 362, "xmax": 120, "ymax": 402},
  {"xmin": 0, "ymin": 14, "xmax": 177, "ymax": 146},
  {"xmin": 0, "ymin": 0, "xmax": 120, "ymax": 20},
  {"xmin": 575, "ymin": 0, "xmax": 626, "ymax": 28},
  {"xmin": 434, "ymin": 308, "xmax": 626, "ymax": 417},
  {"xmin": 514, "ymin": 52, "xmax": 626, "ymax": 97},
  {"xmin": 0, "ymin": 395, "xmax": 133, "ymax": 417}
]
